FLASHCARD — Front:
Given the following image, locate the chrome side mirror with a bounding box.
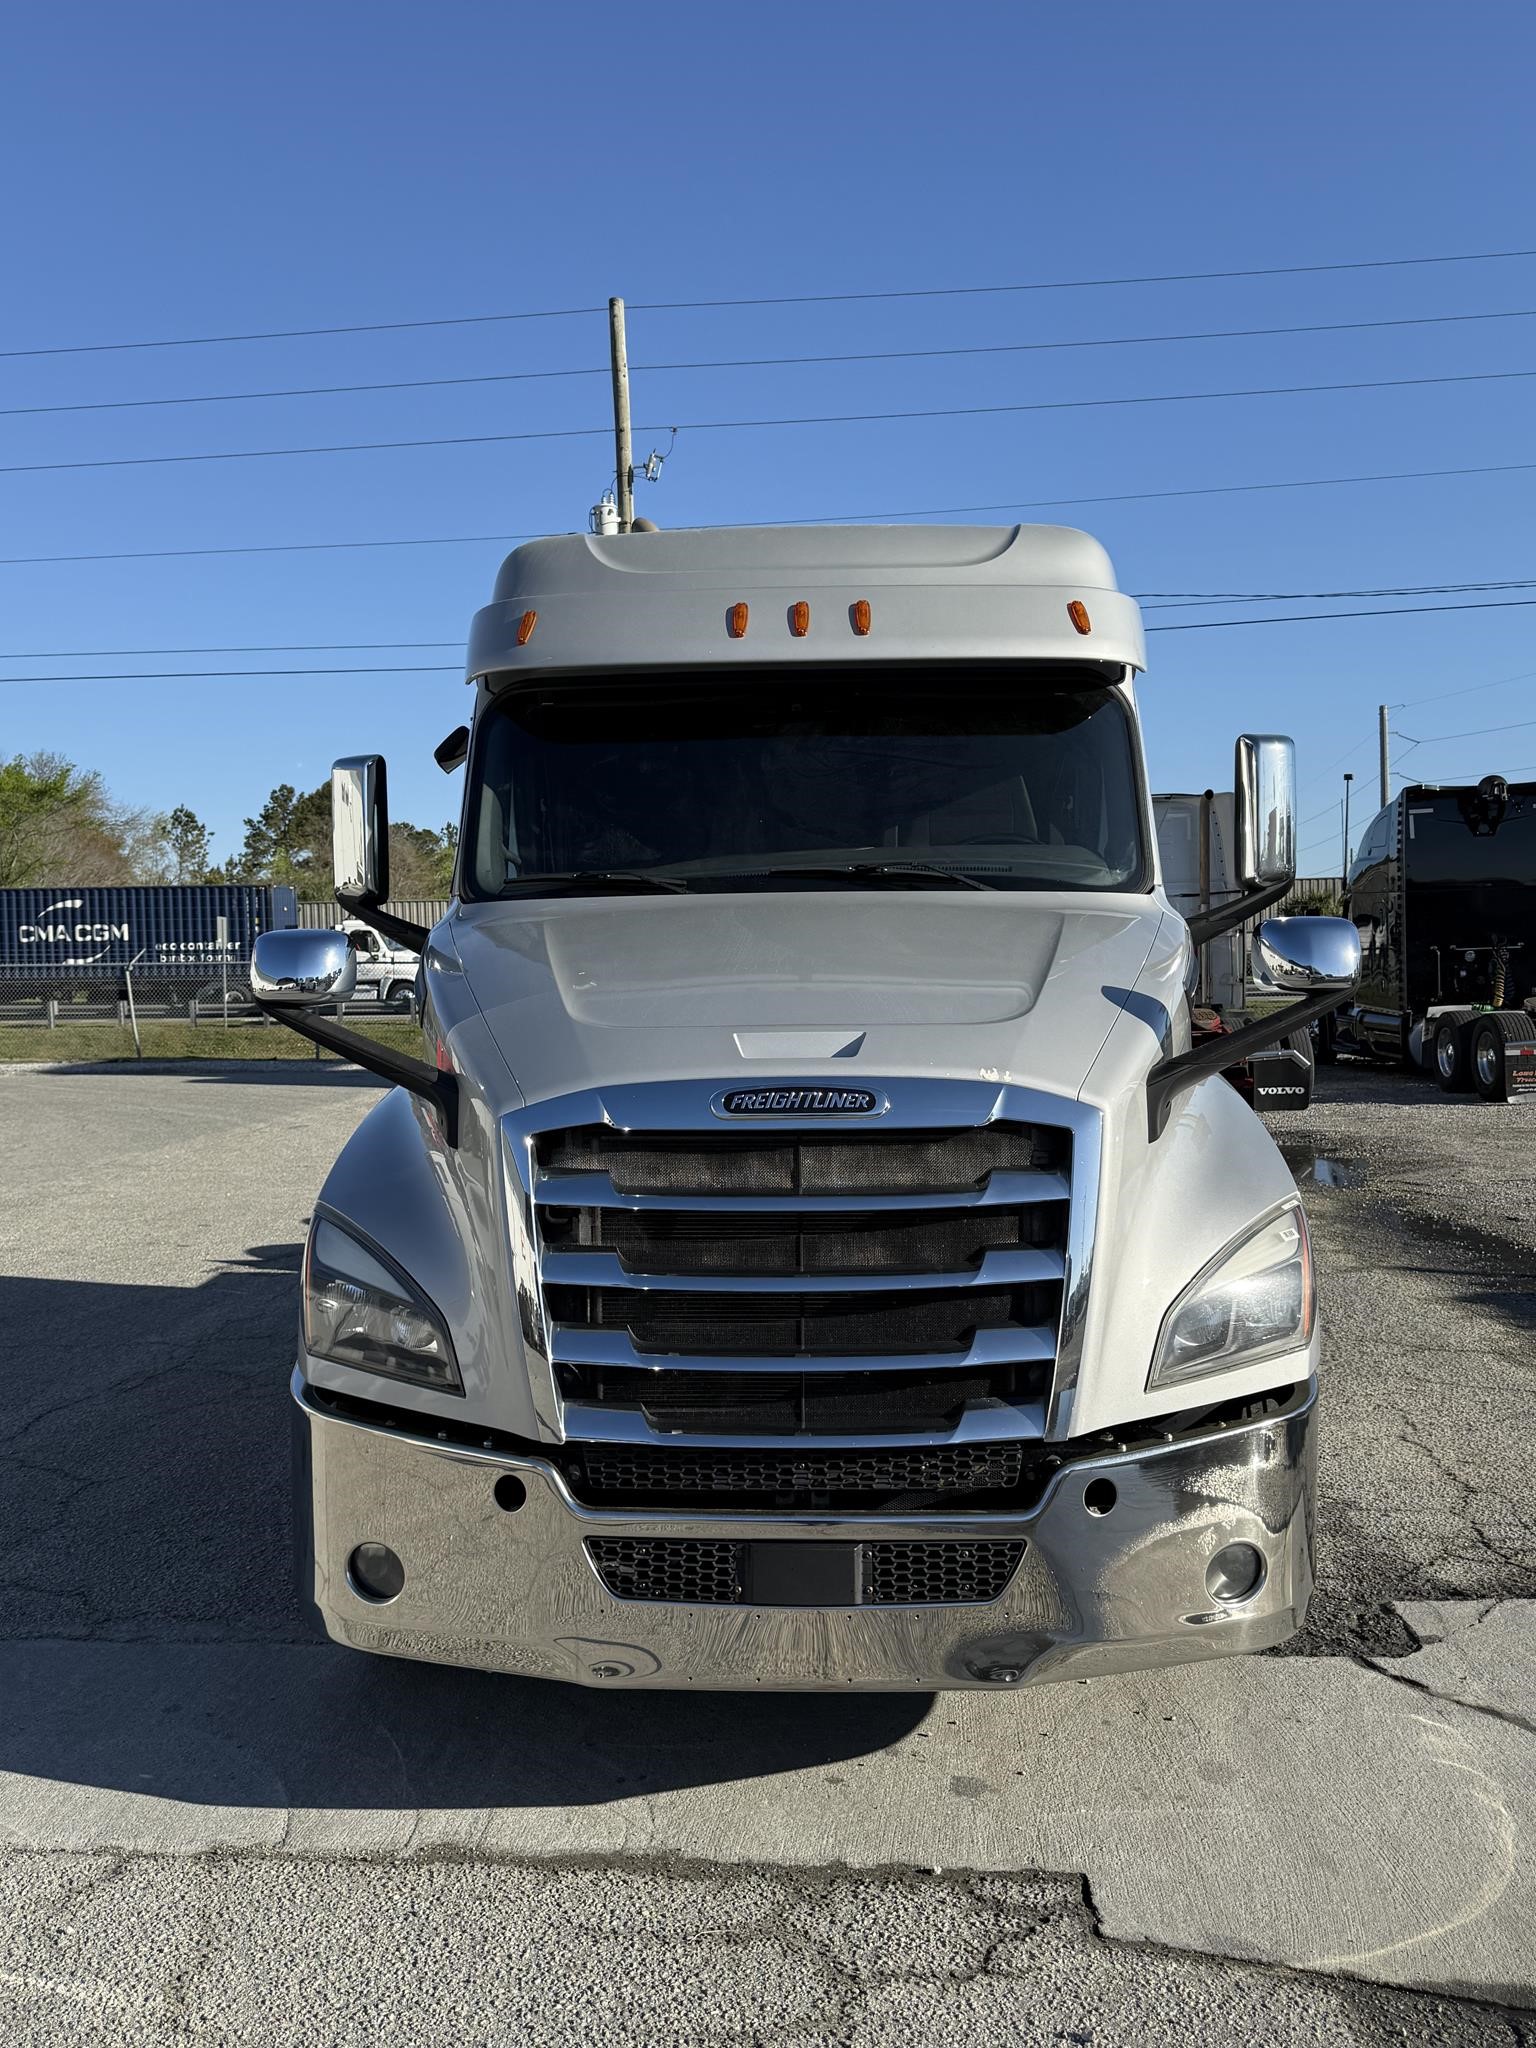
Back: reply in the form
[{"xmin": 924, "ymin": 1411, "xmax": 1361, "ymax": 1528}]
[
  {"xmin": 251, "ymin": 929, "xmax": 358, "ymax": 1008},
  {"xmin": 1251, "ymin": 915, "xmax": 1360, "ymax": 994},
  {"xmin": 1234, "ymin": 735, "xmax": 1296, "ymax": 888},
  {"xmin": 333, "ymin": 755, "xmax": 389, "ymax": 909}
]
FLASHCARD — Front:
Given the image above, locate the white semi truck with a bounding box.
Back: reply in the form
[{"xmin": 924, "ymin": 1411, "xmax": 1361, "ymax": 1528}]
[
  {"xmin": 337, "ymin": 917, "xmax": 419, "ymax": 1008},
  {"xmin": 252, "ymin": 524, "xmax": 1360, "ymax": 1692}
]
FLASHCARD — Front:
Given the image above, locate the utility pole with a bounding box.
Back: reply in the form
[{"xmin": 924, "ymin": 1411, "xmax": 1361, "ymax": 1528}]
[
  {"xmin": 1342, "ymin": 771, "xmax": 1354, "ymax": 879},
  {"xmin": 1378, "ymin": 704, "xmax": 1390, "ymax": 809},
  {"xmin": 608, "ymin": 297, "xmax": 634, "ymax": 533}
]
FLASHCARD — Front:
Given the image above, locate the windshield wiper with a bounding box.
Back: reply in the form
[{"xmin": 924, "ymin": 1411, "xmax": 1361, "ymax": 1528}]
[
  {"xmin": 503, "ymin": 869, "xmax": 691, "ymax": 896},
  {"xmin": 695, "ymin": 862, "xmax": 994, "ymax": 891}
]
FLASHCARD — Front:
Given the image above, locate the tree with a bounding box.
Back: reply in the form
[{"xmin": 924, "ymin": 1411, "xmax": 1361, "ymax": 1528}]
[
  {"xmin": 0, "ymin": 752, "xmax": 169, "ymax": 887},
  {"xmin": 233, "ymin": 778, "xmax": 454, "ymax": 899},
  {"xmin": 233, "ymin": 781, "xmax": 332, "ymax": 894},
  {"xmin": 163, "ymin": 805, "xmax": 213, "ymax": 884}
]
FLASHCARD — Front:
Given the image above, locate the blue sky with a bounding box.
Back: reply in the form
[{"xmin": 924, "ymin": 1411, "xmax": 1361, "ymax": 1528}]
[{"xmin": 3, "ymin": 0, "xmax": 1534, "ymax": 877}]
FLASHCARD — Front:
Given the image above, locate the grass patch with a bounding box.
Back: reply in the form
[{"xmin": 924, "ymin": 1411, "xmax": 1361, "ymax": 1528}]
[{"xmin": 0, "ymin": 1018, "xmax": 424, "ymax": 1063}]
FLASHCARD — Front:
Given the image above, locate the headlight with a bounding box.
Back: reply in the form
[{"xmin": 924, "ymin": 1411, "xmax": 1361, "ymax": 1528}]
[
  {"xmin": 1149, "ymin": 1201, "xmax": 1313, "ymax": 1390},
  {"xmin": 303, "ymin": 1215, "xmax": 462, "ymax": 1393}
]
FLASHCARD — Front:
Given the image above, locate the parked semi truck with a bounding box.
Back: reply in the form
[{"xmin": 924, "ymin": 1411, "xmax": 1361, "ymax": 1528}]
[
  {"xmin": 1319, "ymin": 775, "xmax": 1536, "ymax": 1099},
  {"xmin": 252, "ymin": 524, "xmax": 1360, "ymax": 1692},
  {"xmin": 1154, "ymin": 789, "xmax": 1317, "ymax": 1112}
]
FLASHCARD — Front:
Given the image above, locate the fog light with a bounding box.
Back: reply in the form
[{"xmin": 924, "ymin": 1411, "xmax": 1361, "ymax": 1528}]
[
  {"xmin": 1205, "ymin": 1542, "xmax": 1265, "ymax": 1605},
  {"xmin": 348, "ymin": 1542, "xmax": 405, "ymax": 1604}
]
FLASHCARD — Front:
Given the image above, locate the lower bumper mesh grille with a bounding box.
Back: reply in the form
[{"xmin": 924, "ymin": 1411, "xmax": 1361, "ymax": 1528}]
[
  {"xmin": 570, "ymin": 1441, "xmax": 1028, "ymax": 1508},
  {"xmin": 585, "ymin": 1536, "xmax": 1025, "ymax": 1607}
]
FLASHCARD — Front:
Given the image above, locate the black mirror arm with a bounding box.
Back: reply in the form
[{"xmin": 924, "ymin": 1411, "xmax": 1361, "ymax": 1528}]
[
  {"xmin": 1147, "ymin": 985, "xmax": 1344, "ymax": 1142},
  {"xmin": 336, "ymin": 896, "xmax": 431, "ymax": 952},
  {"xmin": 253, "ymin": 998, "xmax": 459, "ymax": 1145},
  {"xmin": 1185, "ymin": 874, "xmax": 1293, "ymax": 950}
]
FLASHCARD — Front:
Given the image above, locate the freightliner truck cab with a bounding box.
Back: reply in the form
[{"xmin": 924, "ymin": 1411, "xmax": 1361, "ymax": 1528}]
[{"xmin": 253, "ymin": 524, "xmax": 1360, "ymax": 1691}]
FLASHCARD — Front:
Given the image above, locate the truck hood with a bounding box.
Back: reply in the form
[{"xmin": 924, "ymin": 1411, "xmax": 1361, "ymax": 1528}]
[{"xmin": 446, "ymin": 892, "xmax": 1178, "ymax": 1108}]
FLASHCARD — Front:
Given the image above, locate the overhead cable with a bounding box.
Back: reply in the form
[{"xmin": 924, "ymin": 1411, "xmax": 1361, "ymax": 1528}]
[
  {"xmin": 6, "ymin": 364, "xmax": 1536, "ymax": 477},
  {"xmin": 5, "ymin": 243, "xmax": 1534, "ymax": 359},
  {"xmin": 10, "ymin": 304, "xmax": 1536, "ymax": 420}
]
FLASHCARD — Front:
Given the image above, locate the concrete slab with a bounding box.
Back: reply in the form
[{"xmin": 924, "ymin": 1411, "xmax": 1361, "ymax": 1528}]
[{"xmin": 1, "ymin": 1606, "xmax": 1532, "ymax": 2003}]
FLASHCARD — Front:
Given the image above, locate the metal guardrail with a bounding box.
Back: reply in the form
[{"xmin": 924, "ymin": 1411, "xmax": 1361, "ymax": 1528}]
[{"xmin": 0, "ymin": 962, "xmax": 421, "ymax": 1063}]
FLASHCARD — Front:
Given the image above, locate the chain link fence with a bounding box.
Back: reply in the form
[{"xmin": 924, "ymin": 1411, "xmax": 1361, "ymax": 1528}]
[{"xmin": 0, "ymin": 959, "xmax": 422, "ymax": 1065}]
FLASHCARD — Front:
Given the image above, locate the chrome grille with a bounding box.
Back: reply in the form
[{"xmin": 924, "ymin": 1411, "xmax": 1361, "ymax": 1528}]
[{"xmin": 513, "ymin": 1086, "xmax": 1081, "ymax": 1445}]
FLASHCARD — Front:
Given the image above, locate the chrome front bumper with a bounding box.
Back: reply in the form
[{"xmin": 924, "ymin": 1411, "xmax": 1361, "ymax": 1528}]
[{"xmin": 291, "ymin": 1372, "xmax": 1316, "ymax": 1691}]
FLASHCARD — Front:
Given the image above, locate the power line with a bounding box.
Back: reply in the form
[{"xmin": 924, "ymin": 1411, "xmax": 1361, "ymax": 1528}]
[
  {"xmin": 0, "ymin": 665, "xmax": 458, "ymax": 684},
  {"xmin": 1148, "ymin": 595, "xmax": 1536, "ymax": 633},
  {"xmin": 13, "ymin": 597, "xmax": 1536, "ymax": 678},
  {"xmin": 12, "ymin": 304, "xmax": 1536, "ymax": 421},
  {"xmin": 7, "ymin": 244, "xmax": 1535, "ymax": 360},
  {"xmin": 1394, "ymin": 663, "xmax": 1536, "ymax": 709},
  {"xmin": 1398, "ymin": 714, "xmax": 1536, "ymax": 744},
  {"xmin": 1141, "ymin": 578, "xmax": 1536, "ymax": 610},
  {"xmin": 14, "ymin": 584, "xmax": 1536, "ymax": 662},
  {"xmin": 7, "ymin": 364, "xmax": 1536, "ymax": 478},
  {"xmin": 0, "ymin": 530, "xmax": 535, "ymax": 568},
  {"xmin": 0, "ymin": 641, "xmax": 459, "ymax": 661},
  {"xmin": 7, "ymin": 458, "xmax": 1536, "ymax": 569}
]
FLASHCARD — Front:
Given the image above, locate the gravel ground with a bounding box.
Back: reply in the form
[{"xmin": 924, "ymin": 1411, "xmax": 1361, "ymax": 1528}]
[{"xmin": 1271, "ymin": 1062, "xmax": 1536, "ymax": 1659}]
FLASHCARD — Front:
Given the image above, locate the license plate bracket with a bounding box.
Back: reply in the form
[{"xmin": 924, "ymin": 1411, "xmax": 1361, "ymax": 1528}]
[{"xmin": 742, "ymin": 1541, "xmax": 860, "ymax": 1607}]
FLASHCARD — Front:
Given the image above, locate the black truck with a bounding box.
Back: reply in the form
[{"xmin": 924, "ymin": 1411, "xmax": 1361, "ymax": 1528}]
[{"xmin": 1319, "ymin": 774, "xmax": 1536, "ymax": 1099}]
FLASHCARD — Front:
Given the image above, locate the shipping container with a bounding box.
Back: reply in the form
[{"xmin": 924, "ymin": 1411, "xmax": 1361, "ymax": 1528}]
[{"xmin": 0, "ymin": 885, "xmax": 297, "ymax": 991}]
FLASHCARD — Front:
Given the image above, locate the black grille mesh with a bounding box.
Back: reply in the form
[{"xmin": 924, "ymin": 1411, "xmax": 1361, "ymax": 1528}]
[
  {"xmin": 547, "ymin": 1284, "xmax": 1048, "ymax": 1358},
  {"xmin": 862, "ymin": 1541, "xmax": 1025, "ymax": 1605},
  {"xmin": 585, "ymin": 1537, "xmax": 1024, "ymax": 1606},
  {"xmin": 567, "ymin": 1364, "xmax": 1027, "ymax": 1435},
  {"xmin": 542, "ymin": 1123, "xmax": 1060, "ymax": 1196},
  {"xmin": 587, "ymin": 1537, "xmax": 742, "ymax": 1604},
  {"xmin": 544, "ymin": 1205, "xmax": 1054, "ymax": 1273},
  {"xmin": 572, "ymin": 1441, "xmax": 1026, "ymax": 1504}
]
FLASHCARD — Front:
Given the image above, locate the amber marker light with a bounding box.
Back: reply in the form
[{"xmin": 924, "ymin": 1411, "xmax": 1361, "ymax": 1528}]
[
  {"xmin": 789, "ymin": 601, "xmax": 811, "ymax": 637},
  {"xmin": 515, "ymin": 610, "xmax": 539, "ymax": 646},
  {"xmin": 727, "ymin": 602, "xmax": 750, "ymax": 639},
  {"xmin": 1067, "ymin": 601, "xmax": 1092, "ymax": 635},
  {"xmin": 850, "ymin": 599, "xmax": 872, "ymax": 636}
]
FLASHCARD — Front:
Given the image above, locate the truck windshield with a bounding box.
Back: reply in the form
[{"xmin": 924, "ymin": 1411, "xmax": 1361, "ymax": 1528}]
[{"xmin": 467, "ymin": 667, "xmax": 1147, "ymax": 896}]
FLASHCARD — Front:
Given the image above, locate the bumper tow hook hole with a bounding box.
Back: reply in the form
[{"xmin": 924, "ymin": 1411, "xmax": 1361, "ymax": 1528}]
[
  {"xmin": 347, "ymin": 1542, "xmax": 405, "ymax": 1604},
  {"xmin": 1083, "ymin": 1478, "xmax": 1117, "ymax": 1517},
  {"xmin": 494, "ymin": 1474, "xmax": 528, "ymax": 1514}
]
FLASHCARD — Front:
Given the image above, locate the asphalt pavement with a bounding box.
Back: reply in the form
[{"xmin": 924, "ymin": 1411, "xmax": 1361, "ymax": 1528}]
[{"xmin": 0, "ymin": 1060, "xmax": 1532, "ymax": 2045}]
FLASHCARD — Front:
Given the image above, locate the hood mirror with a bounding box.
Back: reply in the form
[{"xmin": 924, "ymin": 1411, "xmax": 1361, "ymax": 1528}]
[
  {"xmin": 251, "ymin": 929, "xmax": 358, "ymax": 1008},
  {"xmin": 1251, "ymin": 915, "xmax": 1361, "ymax": 994}
]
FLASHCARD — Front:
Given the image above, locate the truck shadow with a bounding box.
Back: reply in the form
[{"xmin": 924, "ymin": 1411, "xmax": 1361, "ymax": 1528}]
[
  {"xmin": 25, "ymin": 1060, "xmax": 387, "ymax": 1089},
  {"xmin": 0, "ymin": 1255, "xmax": 928, "ymax": 1813}
]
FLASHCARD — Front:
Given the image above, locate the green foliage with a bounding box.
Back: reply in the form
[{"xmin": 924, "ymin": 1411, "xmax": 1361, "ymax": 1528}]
[
  {"xmin": 163, "ymin": 805, "xmax": 214, "ymax": 883},
  {"xmin": 228, "ymin": 778, "xmax": 455, "ymax": 898},
  {"xmin": 0, "ymin": 753, "xmax": 451, "ymax": 901},
  {"xmin": 0, "ymin": 752, "xmax": 194, "ymax": 887}
]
